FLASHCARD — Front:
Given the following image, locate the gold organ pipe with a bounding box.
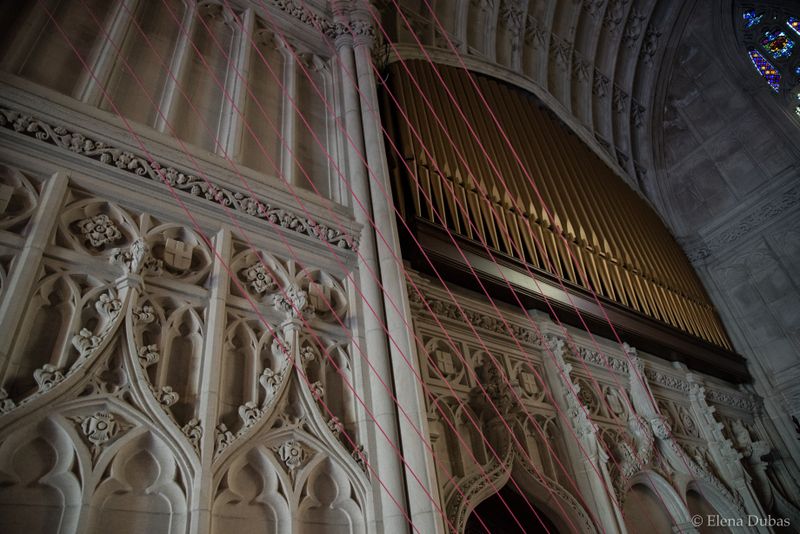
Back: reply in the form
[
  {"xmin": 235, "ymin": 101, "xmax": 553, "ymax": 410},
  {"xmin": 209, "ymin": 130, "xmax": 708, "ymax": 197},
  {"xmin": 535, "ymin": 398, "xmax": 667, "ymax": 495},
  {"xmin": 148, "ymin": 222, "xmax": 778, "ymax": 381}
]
[
  {"xmin": 432, "ymin": 65, "xmax": 493, "ymax": 246},
  {"xmin": 532, "ymin": 105, "xmax": 626, "ymax": 304},
  {"xmin": 384, "ymin": 61, "xmax": 733, "ymax": 350},
  {"xmin": 458, "ymin": 70, "xmax": 523, "ymax": 256},
  {"xmin": 491, "ymin": 81, "xmax": 568, "ymax": 280}
]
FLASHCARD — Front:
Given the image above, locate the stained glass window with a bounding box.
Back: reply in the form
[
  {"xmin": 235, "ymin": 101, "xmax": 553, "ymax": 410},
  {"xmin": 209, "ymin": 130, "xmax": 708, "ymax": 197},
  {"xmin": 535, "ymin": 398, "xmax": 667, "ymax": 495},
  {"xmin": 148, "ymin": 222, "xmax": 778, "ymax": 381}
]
[
  {"xmin": 737, "ymin": 5, "xmax": 800, "ymax": 121},
  {"xmin": 760, "ymin": 30, "xmax": 795, "ymax": 59},
  {"xmin": 788, "ymin": 17, "xmax": 800, "ymax": 37},
  {"xmin": 748, "ymin": 49, "xmax": 781, "ymax": 92},
  {"xmin": 743, "ymin": 10, "xmax": 764, "ymax": 28}
]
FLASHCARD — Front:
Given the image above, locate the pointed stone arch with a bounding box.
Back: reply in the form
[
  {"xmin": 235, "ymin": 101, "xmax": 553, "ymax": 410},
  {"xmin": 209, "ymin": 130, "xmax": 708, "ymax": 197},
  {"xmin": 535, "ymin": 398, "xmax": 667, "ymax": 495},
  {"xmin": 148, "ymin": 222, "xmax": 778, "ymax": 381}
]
[
  {"xmin": 621, "ymin": 470, "xmax": 693, "ymax": 532},
  {"xmin": 448, "ymin": 442, "xmax": 598, "ymax": 534}
]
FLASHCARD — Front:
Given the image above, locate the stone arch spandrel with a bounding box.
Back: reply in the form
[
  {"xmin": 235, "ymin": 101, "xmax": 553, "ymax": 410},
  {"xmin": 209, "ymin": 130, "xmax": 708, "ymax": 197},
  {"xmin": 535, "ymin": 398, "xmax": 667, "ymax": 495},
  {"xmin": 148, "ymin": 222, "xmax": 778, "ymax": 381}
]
[
  {"xmin": 210, "ymin": 446, "xmax": 290, "ymax": 534},
  {"xmin": 0, "ymin": 417, "xmax": 82, "ymax": 534},
  {"xmin": 86, "ymin": 431, "xmax": 188, "ymax": 534}
]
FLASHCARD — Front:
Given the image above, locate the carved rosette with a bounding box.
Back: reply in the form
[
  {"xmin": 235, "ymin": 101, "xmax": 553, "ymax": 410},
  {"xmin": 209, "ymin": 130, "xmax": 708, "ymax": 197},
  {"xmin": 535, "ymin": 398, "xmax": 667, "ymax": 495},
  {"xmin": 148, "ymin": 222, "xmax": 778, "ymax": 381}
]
[
  {"xmin": 274, "ymin": 439, "xmax": 308, "ymax": 476},
  {"xmin": 240, "ymin": 261, "xmax": 277, "ymax": 295},
  {"xmin": 77, "ymin": 214, "xmax": 122, "ymax": 249},
  {"xmin": 71, "ymin": 411, "xmax": 131, "ymax": 460}
]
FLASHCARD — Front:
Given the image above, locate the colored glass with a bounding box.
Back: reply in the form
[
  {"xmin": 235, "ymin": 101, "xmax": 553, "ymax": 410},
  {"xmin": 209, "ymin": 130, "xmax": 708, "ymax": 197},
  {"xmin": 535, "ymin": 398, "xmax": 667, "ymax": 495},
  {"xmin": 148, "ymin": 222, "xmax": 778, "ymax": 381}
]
[
  {"xmin": 743, "ymin": 10, "xmax": 764, "ymax": 28},
  {"xmin": 788, "ymin": 17, "xmax": 800, "ymax": 37},
  {"xmin": 761, "ymin": 31, "xmax": 795, "ymax": 59},
  {"xmin": 748, "ymin": 49, "xmax": 781, "ymax": 92}
]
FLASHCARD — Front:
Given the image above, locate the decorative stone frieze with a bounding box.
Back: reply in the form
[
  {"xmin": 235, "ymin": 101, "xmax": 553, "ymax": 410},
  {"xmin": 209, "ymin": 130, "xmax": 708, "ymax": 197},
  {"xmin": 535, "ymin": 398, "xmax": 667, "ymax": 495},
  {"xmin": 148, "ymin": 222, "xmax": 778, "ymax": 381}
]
[
  {"xmin": 684, "ymin": 183, "xmax": 800, "ymax": 263},
  {"xmin": 0, "ymin": 107, "xmax": 359, "ymax": 251},
  {"xmin": 407, "ymin": 286, "xmax": 541, "ymax": 345}
]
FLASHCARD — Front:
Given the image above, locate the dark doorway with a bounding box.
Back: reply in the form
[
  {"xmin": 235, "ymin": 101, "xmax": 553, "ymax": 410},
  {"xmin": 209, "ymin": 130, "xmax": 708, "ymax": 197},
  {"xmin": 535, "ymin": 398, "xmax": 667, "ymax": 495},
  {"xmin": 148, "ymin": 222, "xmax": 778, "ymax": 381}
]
[{"xmin": 464, "ymin": 484, "xmax": 561, "ymax": 533}]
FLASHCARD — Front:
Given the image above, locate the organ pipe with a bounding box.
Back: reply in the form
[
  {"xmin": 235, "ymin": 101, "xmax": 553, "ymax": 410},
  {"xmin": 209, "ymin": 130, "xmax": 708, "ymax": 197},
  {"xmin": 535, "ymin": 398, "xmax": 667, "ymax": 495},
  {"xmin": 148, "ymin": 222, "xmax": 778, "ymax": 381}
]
[{"xmin": 383, "ymin": 60, "xmax": 733, "ymax": 350}]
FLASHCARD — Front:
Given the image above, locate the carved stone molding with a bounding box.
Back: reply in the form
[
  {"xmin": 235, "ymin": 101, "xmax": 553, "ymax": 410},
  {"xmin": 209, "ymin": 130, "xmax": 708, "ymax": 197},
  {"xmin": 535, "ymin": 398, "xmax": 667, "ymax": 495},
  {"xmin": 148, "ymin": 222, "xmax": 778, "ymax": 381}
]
[
  {"xmin": 407, "ymin": 286, "xmax": 542, "ymax": 346},
  {"xmin": 643, "ymin": 367, "xmax": 691, "ymax": 393},
  {"xmin": 684, "ymin": 183, "xmax": 800, "ymax": 264},
  {"xmin": 0, "ymin": 107, "xmax": 359, "ymax": 251},
  {"xmin": 705, "ymin": 387, "xmax": 759, "ymax": 413},
  {"xmin": 563, "ymin": 345, "xmax": 629, "ymax": 374}
]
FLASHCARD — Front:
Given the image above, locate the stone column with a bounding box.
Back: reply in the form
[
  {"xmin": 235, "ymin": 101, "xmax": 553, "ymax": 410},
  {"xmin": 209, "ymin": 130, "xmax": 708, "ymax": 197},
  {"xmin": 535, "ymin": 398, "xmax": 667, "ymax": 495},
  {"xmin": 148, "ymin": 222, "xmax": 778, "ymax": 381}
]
[
  {"xmin": 217, "ymin": 8, "xmax": 254, "ymax": 159},
  {"xmin": 156, "ymin": 1, "xmax": 197, "ymax": 132},
  {"xmin": 191, "ymin": 228, "xmax": 231, "ymax": 534},
  {"xmin": 349, "ymin": 8, "xmax": 445, "ymax": 532},
  {"xmin": 685, "ymin": 373, "xmax": 770, "ymax": 532},
  {"xmin": 542, "ymin": 334, "xmax": 627, "ymax": 534},
  {"xmin": 330, "ymin": 6, "xmax": 429, "ymax": 533},
  {"xmin": 75, "ymin": 0, "xmax": 141, "ymax": 105},
  {"xmin": 0, "ymin": 172, "xmax": 68, "ymax": 377}
]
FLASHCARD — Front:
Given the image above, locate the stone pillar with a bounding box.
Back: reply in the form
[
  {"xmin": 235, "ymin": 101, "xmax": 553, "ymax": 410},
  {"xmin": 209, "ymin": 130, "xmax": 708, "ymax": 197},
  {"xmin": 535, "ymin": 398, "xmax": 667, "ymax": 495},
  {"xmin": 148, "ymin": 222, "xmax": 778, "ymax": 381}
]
[
  {"xmin": 75, "ymin": 0, "xmax": 141, "ymax": 105},
  {"xmin": 349, "ymin": 9, "xmax": 445, "ymax": 532},
  {"xmin": 542, "ymin": 334, "xmax": 627, "ymax": 534},
  {"xmin": 351, "ymin": 7, "xmax": 444, "ymax": 532},
  {"xmin": 0, "ymin": 173, "xmax": 68, "ymax": 377},
  {"xmin": 217, "ymin": 8, "xmax": 254, "ymax": 158},
  {"xmin": 156, "ymin": 1, "xmax": 197, "ymax": 132},
  {"xmin": 330, "ymin": 5, "xmax": 435, "ymax": 533},
  {"xmin": 685, "ymin": 373, "xmax": 770, "ymax": 532},
  {"xmin": 191, "ymin": 228, "xmax": 231, "ymax": 534}
]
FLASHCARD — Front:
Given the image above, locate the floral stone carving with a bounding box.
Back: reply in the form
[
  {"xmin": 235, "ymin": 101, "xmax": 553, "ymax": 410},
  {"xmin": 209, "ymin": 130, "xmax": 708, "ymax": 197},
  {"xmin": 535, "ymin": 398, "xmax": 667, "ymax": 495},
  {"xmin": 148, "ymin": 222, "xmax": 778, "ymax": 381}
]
[
  {"xmin": 241, "ymin": 262, "xmax": 277, "ymax": 295},
  {"xmin": 272, "ymin": 285, "xmax": 315, "ymax": 319},
  {"xmin": 274, "ymin": 439, "xmax": 307, "ymax": 474},
  {"xmin": 155, "ymin": 386, "xmax": 179, "ymax": 407},
  {"xmin": 111, "ymin": 238, "xmax": 162, "ymax": 275},
  {"xmin": 71, "ymin": 411, "xmax": 129, "ymax": 459},
  {"xmin": 0, "ymin": 388, "xmax": 16, "ymax": 413},
  {"xmin": 137, "ymin": 345, "xmax": 160, "ymax": 367},
  {"xmin": 76, "ymin": 214, "xmax": 122, "ymax": 249},
  {"xmin": 33, "ymin": 363, "xmax": 65, "ymax": 392}
]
